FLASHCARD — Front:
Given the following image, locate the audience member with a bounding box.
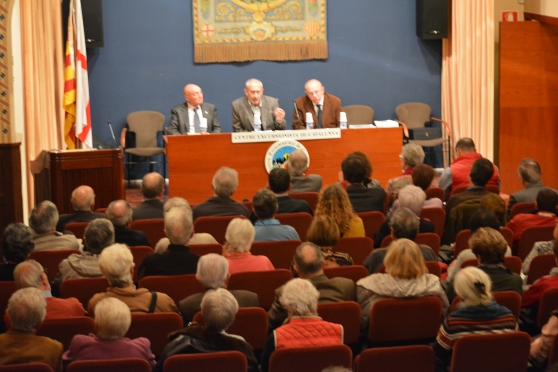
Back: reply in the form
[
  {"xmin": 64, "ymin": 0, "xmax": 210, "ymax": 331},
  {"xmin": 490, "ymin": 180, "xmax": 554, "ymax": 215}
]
[
  {"xmin": 364, "ymin": 208, "xmax": 437, "ymax": 274},
  {"xmin": 88, "ymin": 244, "xmax": 178, "ymax": 317},
  {"xmin": 433, "ymin": 267, "xmax": 516, "ymax": 370},
  {"xmin": 480, "ymin": 192, "xmax": 507, "ymax": 226},
  {"xmin": 341, "ymin": 152, "xmax": 385, "ymax": 213},
  {"xmin": 530, "ymin": 309, "xmax": 558, "ymax": 367},
  {"xmin": 192, "ymin": 167, "xmax": 250, "ymax": 220},
  {"xmin": 315, "ymin": 185, "xmax": 364, "ymax": 238},
  {"xmin": 268, "ymin": 167, "xmax": 313, "ymax": 215},
  {"xmin": 0, "ymin": 288, "xmax": 63, "ymax": 371},
  {"xmin": 179, "ymin": 254, "xmax": 259, "ymax": 324},
  {"xmin": 438, "ymin": 138, "xmax": 500, "ymax": 197},
  {"xmin": 14, "ymin": 260, "xmax": 86, "ymax": 318},
  {"xmin": 522, "ymin": 222, "xmax": 558, "ymax": 275},
  {"xmin": 107, "ymin": 199, "xmax": 150, "ymax": 246},
  {"xmin": 29, "ymin": 200, "xmax": 80, "ymax": 251},
  {"xmin": 357, "ymin": 238, "xmax": 448, "ymax": 329},
  {"xmin": 63, "ymin": 297, "xmax": 156, "ymax": 367},
  {"xmin": 385, "ymin": 143, "xmax": 424, "ymax": 205},
  {"xmin": 261, "ymin": 278, "xmax": 343, "ymax": 372},
  {"xmin": 340, "ymin": 151, "xmax": 382, "ymax": 189},
  {"xmin": 286, "ymin": 149, "xmax": 322, "ymax": 193},
  {"xmin": 252, "ymin": 189, "xmax": 300, "ymax": 242},
  {"xmin": 168, "ymin": 83, "xmax": 221, "ymax": 134},
  {"xmin": 155, "ymin": 288, "xmax": 258, "ymax": 372},
  {"xmin": 56, "ymin": 185, "xmax": 105, "ymax": 232},
  {"xmin": 0, "ymin": 223, "xmax": 34, "ymax": 281},
  {"xmin": 223, "ymin": 218, "xmax": 274, "ymax": 274},
  {"xmin": 132, "ymin": 172, "xmax": 165, "ymax": 221},
  {"xmin": 522, "ymin": 239, "xmax": 558, "ymax": 310},
  {"xmin": 304, "ymin": 215, "xmax": 353, "ymax": 271},
  {"xmin": 293, "ymin": 79, "xmax": 342, "ymax": 129},
  {"xmin": 138, "ymin": 207, "xmax": 199, "ymax": 280},
  {"xmin": 268, "ymin": 242, "xmax": 355, "ymax": 330},
  {"xmin": 388, "ymin": 164, "xmax": 443, "ymax": 216}
]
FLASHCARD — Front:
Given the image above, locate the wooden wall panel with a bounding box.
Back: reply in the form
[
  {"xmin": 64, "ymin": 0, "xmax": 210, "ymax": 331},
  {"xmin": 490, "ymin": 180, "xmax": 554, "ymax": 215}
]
[{"xmin": 0, "ymin": 143, "xmax": 23, "ymax": 241}]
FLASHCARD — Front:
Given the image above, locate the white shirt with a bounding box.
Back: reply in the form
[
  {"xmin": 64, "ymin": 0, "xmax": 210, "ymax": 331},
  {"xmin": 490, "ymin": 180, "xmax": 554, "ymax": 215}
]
[{"xmin": 313, "ymin": 96, "xmax": 325, "ymax": 116}]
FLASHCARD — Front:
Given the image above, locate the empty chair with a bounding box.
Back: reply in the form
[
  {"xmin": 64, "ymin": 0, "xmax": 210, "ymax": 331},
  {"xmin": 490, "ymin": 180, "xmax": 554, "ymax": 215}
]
[
  {"xmin": 188, "ymin": 243, "xmax": 223, "ymax": 256},
  {"xmin": 356, "ymin": 211, "xmax": 385, "ymax": 240},
  {"xmin": 323, "ymin": 265, "xmax": 369, "ymax": 283},
  {"xmin": 518, "ymin": 225, "xmax": 555, "ymax": 261},
  {"xmin": 129, "ymin": 219, "xmax": 165, "ymax": 248},
  {"xmin": 37, "ymin": 316, "xmax": 96, "ymax": 351},
  {"xmin": 342, "ymin": 105, "xmax": 374, "ymax": 125},
  {"xmin": 29, "ymin": 249, "xmax": 81, "ymax": 282},
  {"xmin": 527, "ymin": 254, "xmax": 557, "ymax": 285},
  {"xmin": 127, "ymin": 312, "xmax": 183, "ymax": 357},
  {"xmin": 420, "ymin": 207, "xmax": 446, "ymax": 240},
  {"xmin": 317, "ymin": 301, "xmax": 361, "ymax": 345},
  {"xmin": 130, "ymin": 246, "xmax": 154, "ymax": 282},
  {"xmin": 269, "ymin": 344, "xmax": 352, "ymax": 372},
  {"xmin": 60, "ymin": 277, "xmax": 109, "ymax": 310},
  {"xmin": 274, "ymin": 212, "xmax": 313, "ymax": 241},
  {"xmin": 289, "ymin": 192, "xmax": 320, "ymax": 213},
  {"xmin": 0, "ymin": 364, "xmax": 53, "ymax": 372},
  {"xmin": 333, "ymin": 237, "xmax": 374, "ymax": 266},
  {"xmin": 66, "ymin": 358, "xmax": 152, "ymax": 372},
  {"xmin": 193, "ymin": 215, "xmax": 246, "ymax": 244},
  {"xmin": 162, "ymin": 351, "xmax": 247, "ymax": 372},
  {"xmin": 510, "ymin": 202, "xmax": 537, "ymax": 219},
  {"xmin": 227, "ymin": 269, "xmax": 293, "ymax": 310},
  {"xmin": 138, "ymin": 274, "xmax": 205, "ymax": 306},
  {"xmin": 354, "ymin": 345, "xmax": 436, "ymax": 372},
  {"xmin": 250, "ymin": 240, "xmax": 301, "ymax": 270},
  {"xmin": 64, "ymin": 222, "xmax": 89, "ymax": 240}
]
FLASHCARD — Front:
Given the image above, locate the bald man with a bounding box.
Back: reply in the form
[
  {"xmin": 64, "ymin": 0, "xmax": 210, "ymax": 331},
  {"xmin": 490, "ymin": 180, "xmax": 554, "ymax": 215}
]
[
  {"xmin": 168, "ymin": 84, "xmax": 221, "ymax": 134},
  {"xmin": 107, "ymin": 199, "xmax": 150, "ymax": 246},
  {"xmin": 132, "ymin": 172, "xmax": 166, "ymax": 221},
  {"xmin": 293, "ymin": 79, "xmax": 342, "ymax": 129},
  {"xmin": 56, "ymin": 185, "xmax": 105, "ymax": 232}
]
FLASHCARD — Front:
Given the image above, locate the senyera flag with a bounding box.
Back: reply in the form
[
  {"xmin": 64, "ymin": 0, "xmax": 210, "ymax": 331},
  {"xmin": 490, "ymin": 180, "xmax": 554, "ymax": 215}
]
[{"xmin": 63, "ymin": 0, "xmax": 92, "ymax": 149}]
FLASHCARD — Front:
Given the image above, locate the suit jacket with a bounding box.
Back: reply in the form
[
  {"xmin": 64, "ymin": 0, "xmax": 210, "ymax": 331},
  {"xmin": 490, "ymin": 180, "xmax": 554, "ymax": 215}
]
[
  {"xmin": 231, "ymin": 96, "xmax": 286, "ymax": 132},
  {"xmin": 293, "ymin": 93, "xmax": 342, "ymax": 129},
  {"xmin": 114, "ymin": 226, "xmax": 151, "ymax": 247},
  {"xmin": 346, "ymin": 184, "xmax": 386, "ymax": 213},
  {"xmin": 289, "ymin": 175, "xmax": 322, "ymax": 193},
  {"xmin": 168, "ymin": 102, "xmax": 221, "ymax": 134},
  {"xmin": 507, "ymin": 182, "xmax": 558, "ymax": 218},
  {"xmin": 56, "ymin": 211, "xmax": 105, "ymax": 232},
  {"xmin": 179, "ymin": 289, "xmax": 259, "ymax": 324},
  {"xmin": 132, "ymin": 199, "xmax": 165, "ymax": 221},
  {"xmin": 137, "ymin": 244, "xmax": 199, "ymax": 281},
  {"xmin": 192, "ymin": 196, "xmax": 250, "ymax": 221},
  {"xmin": 0, "ymin": 330, "xmax": 63, "ymax": 372}
]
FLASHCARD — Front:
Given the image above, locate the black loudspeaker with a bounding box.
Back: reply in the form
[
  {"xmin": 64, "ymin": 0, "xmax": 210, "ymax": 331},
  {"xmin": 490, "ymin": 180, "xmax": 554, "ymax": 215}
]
[
  {"xmin": 63, "ymin": 0, "xmax": 104, "ymax": 48},
  {"xmin": 416, "ymin": 0, "xmax": 447, "ymax": 40}
]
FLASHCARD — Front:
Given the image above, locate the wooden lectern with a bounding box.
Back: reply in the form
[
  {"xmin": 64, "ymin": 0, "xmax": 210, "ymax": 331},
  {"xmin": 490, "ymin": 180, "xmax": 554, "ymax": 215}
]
[{"xmin": 32, "ymin": 149, "xmax": 125, "ymax": 214}]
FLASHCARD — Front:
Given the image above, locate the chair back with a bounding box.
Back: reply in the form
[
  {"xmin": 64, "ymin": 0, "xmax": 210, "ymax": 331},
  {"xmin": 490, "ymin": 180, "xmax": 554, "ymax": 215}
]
[
  {"xmin": 60, "ymin": 277, "xmax": 109, "ymax": 310},
  {"xmin": 450, "ymin": 332, "xmax": 530, "ymax": 372},
  {"xmin": 138, "ymin": 274, "xmax": 205, "ymax": 306},
  {"xmin": 126, "ymin": 111, "xmax": 165, "ymax": 149},
  {"xmin": 274, "ymin": 212, "xmax": 313, "ymax": 241},
  {"xmin": 537, "ymin": 287, "xmax": 558, "ymax": 329},
  {"xmin": 518, "ymin": 225, "xmax": 556, "ymax": 261},
  {"xmin": 323, "ymin": 265, "xmax": 369, "ymax": 283},
  {"xmin": 453, "ymin": 229, "xmax": 472, "ymax": 257},
  {"xmin": 450, "ymin": 291, "xmax": 522, "ymax": 320},
  {"xmin": 0, "ymin": 281, "xmax": 18, "ymax": 332},
  {"xmin": 510, "ymin": 202, "xmax": 537, "ymax": 219},
  {"xmin": 368, "ymin": 297, "xmax": 443, "ymax": 346},
  {"xmin": 459, "ymin": 258, "xmax": 479, "ymax": 269},
  {"xmin": 425, "ymin": 187, "xmax": 445, "ymax": 202},
  {"xmin": 342, "ymin": 105, "xmax": 375, "ymax": 125},
  {"xmin": 527, "ymin": 253, "xmax": 557, "ymax": 285},
  {"xmin": 333, "ymin": 237, "xmax": 374, "ymax": 265},
  {"xmin": 500, "ymin": 227, "xmax": 514, "ymax": 247},
  {"xmin": 94, "ymin": 207, "xmax": 107, "ymax": 214},
  {"xmin": 0, "ymin": 364, "xmax": 53, "ymax": 372},
  {"xmin": 129, "ymin": 219, "xmax": 165, "ymax": 248},
  {"xmin": 504, "ymin": 256, "xmax": 522, "ymax": 275},
  {"xmin": 420, "ymin": 207, "xmax": 445, "ymax": 239},
  {"xmin": 289, "ymin": 192, "xmax": 320, "ymax": 213},
  {"xmin": 130, "ymin": 246, "xmax": 154, "ymax": 282},
  {"xmin": 250, "ymin": 240, "xmax": 301, "ymax": 270},
  {"xmin": 242, "ymin": 201, "xmax": 253, "ymax": 214},
  {"xmin": 127, "ymin": 312, "xmax": 183, "ymax": 357},
  {"xmin": 64, "ymin": 222, "xmax": 89, "ymax": 240},
  {"xmin": 37, "ymin": 316, "xmax": 96, "ymax": 350},
  {"xmin": 415, "ymin": 232, "xmax": 441, "ymax": 256},
  {"xmin": 485, "ymin": 184, "xmax": 500, "ymax": 195},
  {"xmin": 356, "ymin": 211, "xmax": 385, "ymax": 240},
  {"xmin": 354, "ymin": 345, "xmax": 435, "ymax": 372},
  {"xmin": 269, "ymin": 344, "xmax": 352, "ymax": 372},
  {"xmin": 29, "ymin": 249, "xmax": 81, "ymax": 282},
  {"xmin": 317, "ymin": 301, "xmax": 362, "ymax": 344},
  {"xmin": 163, "ymin": 351, "xmax": 247, "ymax": 372},
  {"xmin": 395, "ymin": 102, "xmax": 431, "ymax": 129},
  {"xmin": 188, "ymin": 243, "xmax": 223, "ymax": 256},
  {"xmin": 227, "ymin": 269, "xmax": 293, "ymax": 310},
  {"xmin": 193, "ymin": 307, "xmax": 268, "ymax": 350},
  {"xmin": 193, "ymin": 215, "xmax": 246, "ymax": 244},
  {"xmin": 66, "ymin": 358, "xmax": 152, "ymax": 372}
]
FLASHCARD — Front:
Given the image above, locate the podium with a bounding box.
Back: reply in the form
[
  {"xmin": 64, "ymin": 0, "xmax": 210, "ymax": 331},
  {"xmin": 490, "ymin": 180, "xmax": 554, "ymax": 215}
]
[{"xmin": 32, "ymin": 149, "xmax": 125, "ymax": 214}]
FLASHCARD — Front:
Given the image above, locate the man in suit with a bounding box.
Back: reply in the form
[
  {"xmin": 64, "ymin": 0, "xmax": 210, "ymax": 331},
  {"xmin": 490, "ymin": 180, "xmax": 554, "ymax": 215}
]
[
  {"xmin": 30, "ymin": 201, "xmax": 81, "ymax": 251},
  {"xmin": 56, "ymin": 185, "xmax": 105, "ymax": 232},
  {"xmin": 293, "ymin": 79, "xmax": 342, "ymax": 129},
  {"xmin": 231, "ymin": 78, "xmax": 286, "ymax": 132},
  {"xmin": 179, "ymin": 253, "xmax": 259, "ymax": 324},
  {"xmin": 286, "ymin": 150, "xmax": 322, "ymax": 193},
  {"xmin": 107, "ymin": 199, "xmax": 150, "ymax": 247},
  {"xmin": 132, "ymin": 172, "xmax": 165, "ymax": 221},
  {"xmin": 167, "ymin": 84, "xmax": 221, "ymax": 134},
  {"xmin": 268, "ymin": 242, "xmax": 356, "ymax": 330}
]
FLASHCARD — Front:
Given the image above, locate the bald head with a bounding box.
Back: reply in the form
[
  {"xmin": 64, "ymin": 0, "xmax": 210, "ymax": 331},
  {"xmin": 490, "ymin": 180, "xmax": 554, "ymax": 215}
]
[
  {"xmin": 107, "ymin": 199, "xmax": 132, "ymax": 227},
  {"xmin": 305, "ymin": 79, "xmax": 325, "ymax": 104},
  {"xmin": 141, "ymin": 172, "xmax": 164, "ymax": 199},
  {"xmin": 293, "ymin": 242, "xmax": 324, "ymax": 278},
  {"xmin": 71, "ymin": 185, "xmax": 96, "ymax": 211},
  {"xmin": 184, "ymin": 84, "xmax": 203, "ymax": 107},
  {"xmin": 287, "ymin": 150, "xmax": 309, "ymax": 177}
]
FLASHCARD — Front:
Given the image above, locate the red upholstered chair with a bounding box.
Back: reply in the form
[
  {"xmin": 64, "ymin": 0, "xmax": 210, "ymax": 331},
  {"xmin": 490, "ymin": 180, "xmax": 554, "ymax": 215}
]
[
  {"xmin": 66, "ymin": 358, "xmax": 152, "ymax": 372},
  {"xmin": 450, "ymin": 291, "xmax": 522, "ymax": 320},
  {"xmin": 0, "ymin": 364, "xmax": 54, "ymax": 372},
  {"xmin": 274, "ymin": 212, "xmax": 313, "ymax": 241},
  {"xmin": 37, "ymin": 316, "xmax": 96, "ymax": 351},
  {"xmin": 227, "ymin": 269, "xmax": 293, "ymax": 310},
  {"xmin": 333, "ymin": 237, "xmax": 374, "ymax": 266},
  {"xmin": 269, "ymin": 345, "xmax": 352, "ymax": 372},
  {"xmin": 517, "ymin": 225, "xmax": 555, "ymax": 261},
  {"xmin": 60, "ymin": 277, "xmax": 109, "ymax": 310},
  {"xmin": 500, "ymin": 227, "xmax": 514, "ymax": 248},
  {"xmin": 527, "ymin": 253, "xmax": 557, "ymax": 285},
  {"xmin": 163, "ymin": 351, "xmax": 247, "ymax": 372},
  {"xmin": 127, "ymin": 313, "xmax": 183, "ymax": 357},
  {"xmin": 449, "ymin": 332, "xmax": 530, "ymax": 372},
  {"xmin": 129, "ymin": 246, "xmax": 154, "ymax": 282},
  {"xmin": 510, "ymin": 202, "xmax": 537, "ymax": 219},
  {"xmin": 537, "ymin": 288, "xmax": 558, "ymax": 329},
  {"xmin": 459, "ymin": 258, "xmax": 479, "ymax": 269},
  {"xmin": 94, "ymin": 207, "xmax": 108, "ymax": 214},
  {"xmin": 425, "ymin": 187, "xmax": 445, "ymax": 202},
  {"xmin": 317, "ymin": 301, "xmax": 362, "ymax": 345},
  {"xmin": 323, "ymin": 265, "xmax": 369, "ymax": 283},
  {"xmin": 194, "ymin": 307, "xmax": 268, "ymax": 351},
  {"xmin": 242, "ymin": 201, "xmax": 253, "ymax": 215},
  {"xmin": 504, "ymin": 256, "xmax": 522, "ymax": 275},
  {"xmin": 420, "ymin": 207, "xmax": 446, "ymax": 240},
  {"xmin": 188, "ymin": 243, "xmax": 223, "ymax": 256},
  {"xmin": 138, "ymin": 274, "xmax": 205, "ymax": 306},
  {"xmin": 356, "ymin": 211, "xmax": 385, "ymax": 240},
  {"xmin": 354, "ymin": 345, "xmax": 436, "ymax": 372},
  {"xmin": 250, "ymin": 240, "xmax": 301, "ymax": 270},
  {"xmin": 129, "ymin": 218, "xmax": 165, "ymax": 248},
  {"xmin": 453, "ymin": 229, "xmax": 472, "ymax": 257},
  {"xmin": 29, "ymin": 249, "xmax": 81, "ymax": 282},
  {"xmin": 64, "ymin": 222, "xmax": 89, "ymax": 240},
  {"xmin": 193, "ymin": 215, "xmax": 247, "ymax": 244},
  {"xmin": 289, "ymin": 192, "xmax": 320, "ymax": 213}
]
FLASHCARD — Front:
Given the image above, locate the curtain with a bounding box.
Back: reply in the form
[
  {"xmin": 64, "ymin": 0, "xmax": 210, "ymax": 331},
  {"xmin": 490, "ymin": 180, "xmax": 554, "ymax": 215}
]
[
  {"xmin": 442, "ymin": 0, "xmax": 495, "ymax": 160},
  {"xmin": 20, "ymin": 0, "xmax": 65, "ymax": 207}
]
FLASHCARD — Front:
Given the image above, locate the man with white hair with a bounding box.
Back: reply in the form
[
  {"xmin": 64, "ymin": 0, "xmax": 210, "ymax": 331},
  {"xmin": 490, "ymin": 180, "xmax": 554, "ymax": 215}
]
[
  {"xmin": 0, "ymin": 288, "xmax": 63, "ymax": 370},
  {"xmin": 138, "ymin": 208, "xmax": 199, "ymax": 280},
  {"xmin": 107, "ymin": 199, "xmax": 150, "ymax": 247},
  {"xmin": 286, "ymin": 149, "xmax": 322, "ymax": 193},
  {"xmin": 29, "ymin": 200, "xmax": 80, "ymax": 251},
  {"xmin": 293, "ymin": 79, "xmax": 342, "ymax": 129},
  {"xmin": 56, "ymin": 185, "xmax": 105, "ymax": 232},
  {"xmin": 132, "ymin": 172, "xmax": 166, "ymax": 221},
  {"xmin": 179, "ymin": 254, "xmax": 259, "ymax": 324},
  {"xmin": 192, "ymin": 167, "xmax": 250, "ymax": 220}
]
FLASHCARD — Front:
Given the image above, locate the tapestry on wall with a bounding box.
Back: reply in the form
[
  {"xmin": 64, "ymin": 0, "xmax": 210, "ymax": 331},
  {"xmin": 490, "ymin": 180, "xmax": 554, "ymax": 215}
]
[{"xmin": 193, "ymin": 0, "xmax": 327, "ymax": 63}]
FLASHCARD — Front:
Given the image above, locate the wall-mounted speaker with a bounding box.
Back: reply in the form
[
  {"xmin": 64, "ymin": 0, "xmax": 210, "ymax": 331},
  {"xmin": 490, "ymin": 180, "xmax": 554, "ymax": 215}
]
[
  {"xmin": 416, "ymin": 0, "xmax": 448, "ymax": 40},
  {"xmin": 63, "ymin": 0, "xmax": 104, "ymax": 48}
]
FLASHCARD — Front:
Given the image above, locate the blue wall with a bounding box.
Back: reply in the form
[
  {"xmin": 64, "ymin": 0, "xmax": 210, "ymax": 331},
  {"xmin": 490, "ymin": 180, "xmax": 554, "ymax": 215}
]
[{"xmin": 88, "ymin": 0, "xmax": 442, "ymax": 145}]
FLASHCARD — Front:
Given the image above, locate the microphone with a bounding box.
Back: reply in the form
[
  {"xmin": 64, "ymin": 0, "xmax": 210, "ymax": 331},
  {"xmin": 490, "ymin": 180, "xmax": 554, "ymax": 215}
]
[
  {"xmin": 107, "ymin": 121, "xmax": 118, "ymax": 148},
  {"xmin": 293, "ymin": 100, "xmax": 301, "ymax": 129}
]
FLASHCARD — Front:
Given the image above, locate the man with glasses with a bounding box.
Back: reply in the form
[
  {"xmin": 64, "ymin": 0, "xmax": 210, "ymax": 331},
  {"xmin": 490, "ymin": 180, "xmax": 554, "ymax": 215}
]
[{"xmin": 293, "ymin": 79, "xmax": 342, "ymax": 129}]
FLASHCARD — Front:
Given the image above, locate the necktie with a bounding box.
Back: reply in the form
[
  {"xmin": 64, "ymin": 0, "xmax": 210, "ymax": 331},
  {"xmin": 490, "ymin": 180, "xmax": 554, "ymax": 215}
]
[
  {"xmin": 317, "ymin": 104, "xmax": 323, "ymax": 128},
  {"xmin": 193, "ymin": 107, "xmax": 201, "ymax": 133}
]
